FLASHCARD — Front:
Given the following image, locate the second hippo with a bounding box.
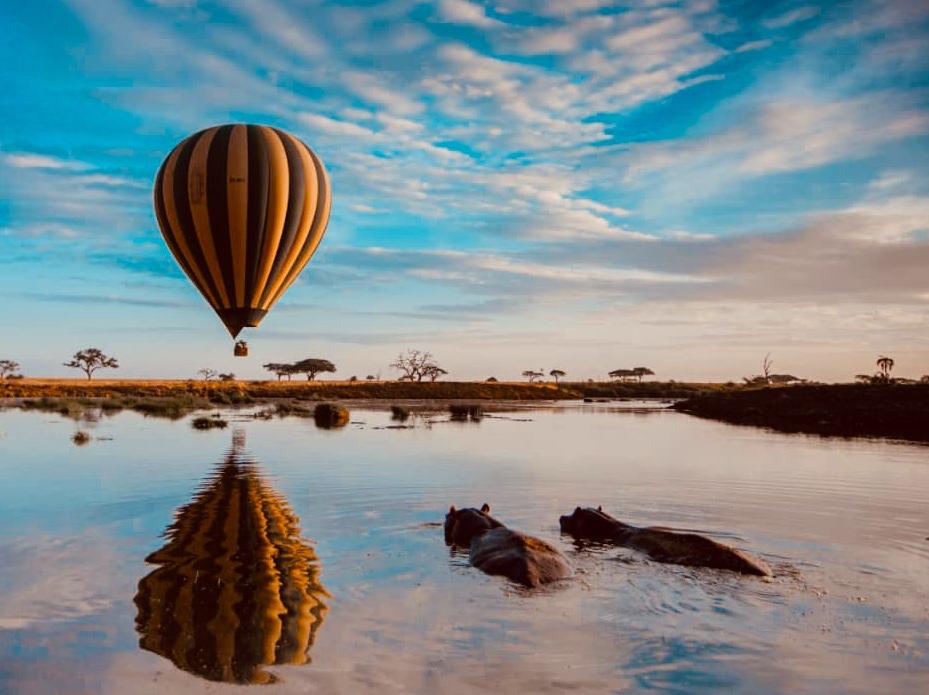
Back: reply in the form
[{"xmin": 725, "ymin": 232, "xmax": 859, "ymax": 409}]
[{"xmin": 560, "ymin": 506, "xmax": 772, "ymax": 577}]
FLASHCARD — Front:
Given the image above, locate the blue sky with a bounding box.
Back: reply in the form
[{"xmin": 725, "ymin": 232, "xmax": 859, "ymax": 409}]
[{"xmin": 1, "ymin": 0, "xmax": 928, "ymax": 381}]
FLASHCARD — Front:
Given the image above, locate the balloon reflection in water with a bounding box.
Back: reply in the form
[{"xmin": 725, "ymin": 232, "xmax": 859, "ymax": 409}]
[{"xmin": 134, "ymin": 430, "xmax": 328, "ymax": 684}]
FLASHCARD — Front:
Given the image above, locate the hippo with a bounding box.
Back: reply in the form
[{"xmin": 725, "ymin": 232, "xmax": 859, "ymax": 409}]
[
  {"xmin": 445, "ymin": 504, "xmax": 572, "ymax": 588},
  {"xmin": 559, "ymin": 506, "xmax": 772, "ymax": 577}
]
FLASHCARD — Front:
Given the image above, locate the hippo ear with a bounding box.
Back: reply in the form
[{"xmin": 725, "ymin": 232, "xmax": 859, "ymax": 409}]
[
  {"xmin": 449, "ymin": 505, "xmax": 456, "ymax": 515},
  {"xmin": 480, "ymin": 503, "xmax": 490, "ymax": 513},
  {"xmin": 598, "ymin": 505, "xmax": 602, "ymax": 512}
]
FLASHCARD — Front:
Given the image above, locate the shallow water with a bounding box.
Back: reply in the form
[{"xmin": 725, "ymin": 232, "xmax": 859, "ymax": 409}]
[{"xmin": 0, "ymin": 403, "xmax": 927, "ymax": 693}]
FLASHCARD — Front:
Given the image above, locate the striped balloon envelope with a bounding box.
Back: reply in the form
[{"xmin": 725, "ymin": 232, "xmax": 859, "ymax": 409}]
[
  {"xmin": 134, "ymin": 437, "xmax": 328, "ymax": 684},
  {"xmin": 153, "ymin": 124, "xmax": 331, "ymax": 342}
]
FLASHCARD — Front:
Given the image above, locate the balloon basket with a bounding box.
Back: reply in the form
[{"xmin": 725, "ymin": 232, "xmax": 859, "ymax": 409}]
[{"xmin": 234, "ymin": 340, "xmax": 249, "ymax": 357}]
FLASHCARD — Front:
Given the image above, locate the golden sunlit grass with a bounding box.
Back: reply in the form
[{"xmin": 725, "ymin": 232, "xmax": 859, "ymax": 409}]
[{"xmin": 0, "ymin": 378, "xmax": 579, "ymax": 402}]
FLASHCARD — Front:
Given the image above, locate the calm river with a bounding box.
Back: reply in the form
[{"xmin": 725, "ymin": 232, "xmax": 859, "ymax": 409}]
[{"xmin": 0, "ymin": 403, "xmax": 927, "ymax": 693}]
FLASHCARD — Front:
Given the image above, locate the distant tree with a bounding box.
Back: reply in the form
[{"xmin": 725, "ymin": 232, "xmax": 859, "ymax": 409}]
[
  {"xmin": 609, "ymin": 368, "xmax": 635, "ymax": 382},
  {"xmin": 293, "ymin": 358, "xmax": 336, "ymax": 381},
  {"xmin": 876, "ymin": 355, "xmax": 894, "ymax": 382},
  {"xmin": 486, "ymin": 376, "xmax": 498, "ymax": 382},
  {"xmin": 423, "ymin": 365, "xmax": 448, "ymax": 382},
  {"xmin": 63, "ymin": 348, "xmax": 118, "ymax": 381},
  {"xmin": 762, "ymin": 353, "xmax": 773, "ymax": 384},
  {"xmin": 218, "ymin": 372, "xmax": 235, "ymax": 382},
  {"xmin": 263, "ymin": 362, "xmax": 293, "ymax": 381},
  {"xmin": 197, "ymin": 368, "xmax": 218, "ymax": 381},
  {"xmin": 0, "ymin": 360, "xmax": 20, "ymax": 379},
  {"xmin": 854, "ymin": 374, "xmax": 874, "ymax": 384},
  {"xmin": 365, "ymin": 374, "xmax": 376, "ymax": 381},
  {"xmin": 349, "ymin": 375, "xmax": 358, "ymax": 382},
  {"xmin": 390, "ymin": 350, "xmax": 441, "ymax": 382},
  {"xmin": 549, "ymin": 369, "xmax": 566, "ymax": 383},
  {"xmin": 632, "ymin": 367, "xmax": 655, "ymax": 383},
  {"xmin": 522, "ymin": 370, "xmax": 543, "ymax": 383}
]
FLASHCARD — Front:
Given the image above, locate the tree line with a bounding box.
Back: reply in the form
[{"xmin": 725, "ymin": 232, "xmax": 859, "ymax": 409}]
[{"xmin": 3, "ymin": 348, "xmax": 927, "ymax": 385}]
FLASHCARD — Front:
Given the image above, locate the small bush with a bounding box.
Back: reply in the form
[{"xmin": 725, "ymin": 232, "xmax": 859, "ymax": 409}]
[{"xmin": 72, "ymin": 430, "xmax": 91, "ymax": 445}]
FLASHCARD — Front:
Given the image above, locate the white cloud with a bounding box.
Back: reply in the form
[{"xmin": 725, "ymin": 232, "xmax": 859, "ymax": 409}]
[
  {"xmin": 763, "ymin": 6, "xmax": 820, "ymax": 29},
  {"xmin": 868, "ymin": 170, "xmax": 914, "ymax": 192},
  {"xmin": 734, "ymin": 39, "xmax": 773, "ymax": 53},
  {"xmin": 298, "ymin": 112, "xmax": 379, "ymax": 140},
  {"xmin": 2, "ymin": 153, "xmax": 90, "ymax": 170},
  {"xmin": 224, "ymin": 0, "xmax": 328, "ymax": 61},
  {"xmin": 437, "ymin": 0, "xmax": 503, "ymax": 28},
  {"xmin": 342, "ymin": 70, "xmax": 425, "ymax": 115},
  {"xmin": 624, "ymin": 94, "xmax": 929, "ymax": 186}
]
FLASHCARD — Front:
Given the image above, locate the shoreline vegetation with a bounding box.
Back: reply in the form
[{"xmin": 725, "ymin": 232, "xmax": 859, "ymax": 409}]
[
  {"xmin": 674, "ymin": 383, "xmax": 929, "ymax": 444},
  {"xmin": 0, "ymin": 378, "xmax": 725, "ymax": 422},
  {"xmin": 3, "ymin": 379, "xmax": 927, "ymax": 444},
  {"xmin": 0, "ymin": 377, "xmax": 724, "ymax": 403}
]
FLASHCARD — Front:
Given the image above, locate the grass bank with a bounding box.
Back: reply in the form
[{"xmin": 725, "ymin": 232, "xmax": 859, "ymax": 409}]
[
  {"xmin": 673, "ymin": 384, "xmax": 929, "ymax": 443},
  {"xmin": 1, "ymin": 378, "xmax": 576, "ymax": 406}
]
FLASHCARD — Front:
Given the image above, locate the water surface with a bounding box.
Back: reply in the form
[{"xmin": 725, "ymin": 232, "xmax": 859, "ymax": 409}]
[{"xmin": 0, "ymin": 403, "xmax": 927, "ymax": 693}]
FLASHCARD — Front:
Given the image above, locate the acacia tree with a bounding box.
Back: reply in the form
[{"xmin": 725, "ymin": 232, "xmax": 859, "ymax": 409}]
[
  {"xmin": 390, "ymin": 350, "xmax": 441, "ymax": 382},
  {"xmin": 63, "ymin": 348, "xmax": 118, "ymax": 381},
  {"xmin": 609, "ymin": 368, "xmax": 635, "ymax": 382},
  {"xmin": 549, "ymin": 369, "xmax": 565, "ymax": 383},
  {"xmin": 632, "ymin": 367, "xmax": 655, "ymax": 382},
  {"xmin": 423, "ymin": 365, "xmax": 448, "ymax": 382},
  {"xmin": 197, "ymin": 368, "xmax": 218, "ymax": 381},
  {"xmin": 876, "ymin": 355, "xmax": 894, "ymax": 381},
  {"xmin": 522, "ymin": 370, "xmax": 543, "ymax": 383},
  {"xmin": 293, "ymin": 358, "xmax": 336, "ymax": 381},
  {"xmin": 263, "ymin": 362, "xmax": 294, "ymax": 381},
  {"xmin": 0, "ymin": 360, "xmax": 20, "ymax": 379}
]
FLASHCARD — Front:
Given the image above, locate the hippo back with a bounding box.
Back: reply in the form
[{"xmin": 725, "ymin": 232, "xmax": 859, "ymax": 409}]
[{"xmin": 470, "ymin": 528, "xmax": 571, "ymax": 588}]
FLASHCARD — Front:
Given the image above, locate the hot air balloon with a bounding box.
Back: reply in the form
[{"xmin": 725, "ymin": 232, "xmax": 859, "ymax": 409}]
[{"xmin": 153, "ymin": 124, "xmax": 331, "ymax": 356}]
